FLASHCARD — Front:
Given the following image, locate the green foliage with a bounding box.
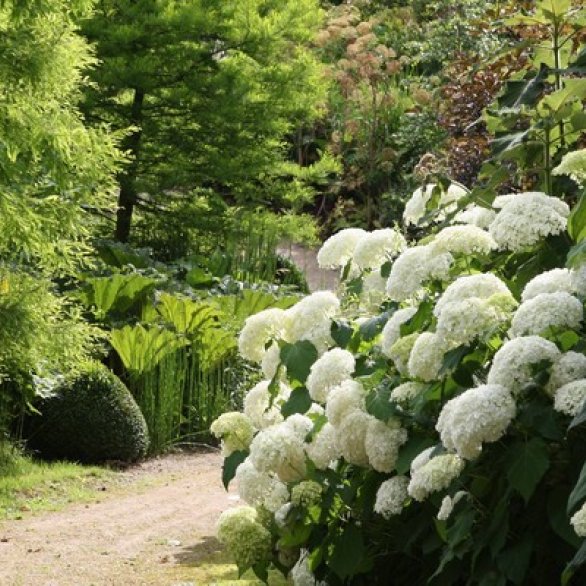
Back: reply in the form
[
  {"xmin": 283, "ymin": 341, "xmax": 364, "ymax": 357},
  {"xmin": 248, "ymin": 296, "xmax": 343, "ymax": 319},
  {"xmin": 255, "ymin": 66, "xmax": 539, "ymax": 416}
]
[{"xmin": 25, "ymin": 363, "xmax": 149, "ymax": 463}]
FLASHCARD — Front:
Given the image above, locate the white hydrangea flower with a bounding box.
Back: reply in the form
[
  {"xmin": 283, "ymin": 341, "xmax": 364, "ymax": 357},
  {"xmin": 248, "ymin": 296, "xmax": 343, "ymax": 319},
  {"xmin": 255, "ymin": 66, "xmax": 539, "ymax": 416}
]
[
  {"xmin": 234, "ymin": 459, "xmax": 289, "ymax": 512},
  {"xmin": 285, "ymin": 413, "xmax": 314, "ymax": 439},
  {"xmin": 571, "ymin": 502, "xmax": 586, "ymax": 538},
  {"xmin": 249, "ymin": 421, "xmax": 307, "ymax": 482},
  {"xmin": 374, "ymin": 476, "xmax": 410, "ymax": 519},
  {"xmin": 261, "ymin": 342, "xmax": 282, "ymax": 380},
  {"xmin": 509, "ymin": 292, "xmax": 583, "ymax": 338},
  {"xmin": 571, "ymin": 264, "xmax": 586, "ymax": 298},
  {"xmin": 380, "ymin": 307, "xmax": 418, "ymax": 358},
  {"xmin": 547, "ymin": 352, "xmax": 586, "ymax": 394},
  {"xmin": 217, "ymin": 507, "xmax": 271, "ymax": 569},
  {"xmin": 408, "ymin": 453, "xmax": 465, "ymax": 502},
  {"xmin": 454, "ymin": 205, "xmax": 496, "ymax": 229},
  {"xmin": 389, "ymin": 333, "xmax": 421, "ymax": 376},
  {"xmin": 437, "ymin": 491, "xmax": 467, "ymax": 521},
  {"xmin": 336, "ymin": 410, "xmax": 372, "ymax": 467},
  {"xmin": 434, "ymin": 273, "xmax": 511, "ymax": 318},
  {"xmin": 390, "ymin": 382, "xmax": 427, "ymax": 406},
  {"xmin": 210, "ymin": 412, "xmax": 255, "ymax": 457},
  {"xmin": 436, "ymin": 385, "xmax": 516, "ymax": 460},
  {"xmin": 291, "ymin": 480, "xmax": 322, "ymax": 507},
  {"xmin": 365, "ymin": 417, "xmax": 408, "ymax": 473},
  {"xmin": 353, "ymin": 228, "xmax": 406, "ymax": 270},
  {"xmin": 403, "ymin": 183, "xmax": 467, "ymax": 226},
  {"xmin": 553, "ymin": 380, "xmax": 586, "ymax": 416},
  {"xmin": 306, "ymin": 422, "xmax": 341, "ymax": 470},
  {"xmin": 410, "ymin": 446, "xmax": 436, "ymax": 473},
  {"xmin": 291, "ymin": 550, "xmax": 327, "ymax": 586},
  {"xmin": 317, "ymin": 228, "xmax": 367, "ymax": 269},
  {"xmin": 325, "ymin": 380, "xmax": 366, "ymax": 427},
  {"xmin": 489, "ymin": 192, "xmax": 569, "ymax": 252},
  {"xmin": 386, "ymin": 245, "xmax": 453, "ymax": 301},
  {"xmin": 487, "ymin": 336, "xmax": 561, "ymax": 395},
  {"xmin": 521, "ymin": 268, "xmax": 574, "ymax": 302},
  {"xmin": 285, "ymin": 291, "xmax": 340, "ymax": 349},
  {"xmin": 431, "ymin": 225, "xmax": 497, "ymax": 256},
  {"xmin": 306, "ymin": 348, "xmax": 355, "ymax": 403},
  {"xmin": 243, "ymin": 380, "xmax": 291, "ymax": 430},
  {"xmin": 360, "ymin": 269, "xmax": 388, "ymax": 310},
  {"xmin": 408, "ymin": 332, "xmax": 446, "ymax": 382},
  {"xmin": 274, "ymin": 502, "xmax": 294, "ymax": 529},
  {"xmin": 239, "ymin": 308, "xmax": 287, "ymax": 363},
  {"xmin": 553, "ymin": 148, "xmax": 586, "ymax": 187}
]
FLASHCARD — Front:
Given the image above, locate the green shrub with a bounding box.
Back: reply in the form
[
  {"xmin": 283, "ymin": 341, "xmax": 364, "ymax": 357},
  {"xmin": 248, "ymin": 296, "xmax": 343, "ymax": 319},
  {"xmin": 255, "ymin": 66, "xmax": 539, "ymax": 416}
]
[{"xmin": 26, "ymin": 363, "xmax": 149, "ymax": 464}]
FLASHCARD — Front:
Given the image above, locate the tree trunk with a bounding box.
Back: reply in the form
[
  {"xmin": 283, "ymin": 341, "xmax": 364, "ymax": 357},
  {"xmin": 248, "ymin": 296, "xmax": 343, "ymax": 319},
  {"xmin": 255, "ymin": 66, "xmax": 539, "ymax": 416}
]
[{"xmin": 115, "ymin": 88, "xmax": 145, "ymax": 242}]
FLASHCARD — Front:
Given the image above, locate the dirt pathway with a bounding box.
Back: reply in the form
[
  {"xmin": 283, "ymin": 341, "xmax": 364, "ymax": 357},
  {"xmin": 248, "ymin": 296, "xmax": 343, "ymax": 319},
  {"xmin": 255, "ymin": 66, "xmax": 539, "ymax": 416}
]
[{"xmin": 0, "ymin": 451, "xmax": 251, "ymax": 586}]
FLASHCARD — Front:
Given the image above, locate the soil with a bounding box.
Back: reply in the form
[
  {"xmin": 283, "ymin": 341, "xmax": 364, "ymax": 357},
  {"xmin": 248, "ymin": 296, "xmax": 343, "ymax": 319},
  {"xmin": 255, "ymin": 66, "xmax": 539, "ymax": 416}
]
[{"xmin": 0, "ymin": 450, "xmax": 252, "ymax": 586}]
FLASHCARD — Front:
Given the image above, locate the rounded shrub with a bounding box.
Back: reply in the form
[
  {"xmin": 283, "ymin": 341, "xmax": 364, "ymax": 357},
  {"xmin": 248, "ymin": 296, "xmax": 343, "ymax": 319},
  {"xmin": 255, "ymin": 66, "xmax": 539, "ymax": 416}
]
[{"xmin": 26, "ymin": 363, "xmax": 149, "ymax": 463}]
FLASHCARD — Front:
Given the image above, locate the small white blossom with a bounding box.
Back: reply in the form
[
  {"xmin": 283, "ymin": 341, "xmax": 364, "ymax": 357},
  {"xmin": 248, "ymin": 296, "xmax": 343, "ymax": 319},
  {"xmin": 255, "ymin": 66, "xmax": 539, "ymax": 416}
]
[
  {"xmin": 261, "ymin": 342, "xmax": 282, "ymax": 380},
  {"xmin": 403, "ymin": 183, "xmax": 467, "ymax": 226},
  {"xmin": 487, "ymin": 336, "xmax": 561, "ymax": 395},
  {"xmin": 243, "ymin": 380, "xmax": 291, "ymax": 430},
  {"xmin": 431, "ymin": 225, "xmax": 497, "ymax": 256},
  {"xmin": 306, "ymin": 422, "xmax": 341, "ymax": 470},
  {"xmin": 509, "ymin": 292, "xmax": 583, "ymax": 338},
  {"xmin": 489, "ymin": 192, "xmax": 569, "ymax": 252},
  {"xmin": 380, "ymin": 307, "xmax": 418, "ymax": 358},
  {"xmin": 553, "ymin": 149, "xmax": 586, "ymax": 187},
  {"xmin": 306, "ymin": 348, "xmax": 355, "ymax": 403},
  {"xmin": 454, "ymin": 205, "xmax": 496, "ymax": 229},
  {"xmin": 571, "ymin": 265, "xmax": 586, "ymax": 298},
  {"xmin": 336, "ymin": 410, "xmax": 372, "ymax": 467},
  {"xmin": 317, "ymin": 228, "xmax": 367, "ymax": 269},
  {"xmin": 437, "ymin": 491, "xmax": 467, "ymax": 521},
  {"xmin": 239, "ymin": 308, "xmax": 287, "ymax": 363},
  {"xmin": 408, "ymin": 453, "xmax": 465, "ymax": 502},
  {"xmin": 553, "ymin": 380, "xmax": 586, "ymax": 416},
  {"xmin": 571, "ymin": 502, "xmax": 586, "ymax": 537},
  {"xmin": 365, "ymin": 417, "xmax": 408, "ymax": 473},
  {"xmin": 210, "ymin": 412, "xmax": 255, "ymax": 457},
  {"xmin": 521, "ymin": 269, "xmax": 574, "ymax": 302},
  {"xmin": 390, "ymin": 382, "xmax": 427, "ymax": 406},
  {"xmin": 353, "ymin": 228, "xmax": 406, "ymax": 270},
  {"xmin": 547, "ymin": 352, "xmax": 586, "ymax": 394},
  {"xmin": 325, "ymin": 380, "xmax": 366, "ymax": 427},
  {"xmin": 291, "ymin": 551, "xmax": 327, "ymax": 586},
  {"xmin": 234, "ymin": 459, "xmax": 289, "ymax": 512},
  {"xmin": 408, "ymin": 332, "xmax": 447, "ymax": 382},
  {"xmin": 436, "ymin": 385, "xmax": 516, "ymax": 460},
  {"xmin": 410, "ymin": 447, "xmax": 436, "ymax": 473},
  {"xmin": 374, "ymin": 476, "xmax": 410, "ymax": 519}
]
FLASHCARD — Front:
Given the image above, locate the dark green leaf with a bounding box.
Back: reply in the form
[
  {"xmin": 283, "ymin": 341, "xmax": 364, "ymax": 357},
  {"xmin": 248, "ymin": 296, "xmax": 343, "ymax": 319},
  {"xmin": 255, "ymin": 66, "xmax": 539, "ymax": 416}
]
[
  {"xmin": 328, "ymin": 524, "xmax": 365, "ymax": 580},
  {"xmin": 562, "ymin": 541, "xmax": 586, "ymax": 586},
  {"xmin": 185, "ymin": 266, "xmax": 215, "ymax": 288},
  {"xmin": 567, "ymin": 241, "xmax": 586, "ymax": 269},
  {"xmin": 504, "ymin": 438, "xmax": 550, "ymax": 503},
  {"xmin": 395, "ymin": 435, "xmax": 436, "ymax": 475},
  {"xmin": 359, "ymin": 311, "xmax": 392, "ymax": 341},
  {"xmin": 280, "ymin": 340, "xmax": 318, "ymax": 384},
  {"xmin": 439, "ymin": 345, "xmax": 471, "ymax": 376},
  {"xmin": 497, "ymin": 66, "xmax": 547, "ymax": 110},
  {"xmin": 279, "ymin": 523, "xmax": 312, "ymax": 548},
  {"xmin": 380, "ymin": 261, "xmax": 393, "ymax": 279},
  {"xmin": 496, "ymin": 535, "xmax": 533, "ymax": 585},
  {"xmin": 569, "ymin": 191, "xmax": 586, "ymax": 243},
  {"xmin": 365, "ymin": 380, "xmax": 401, "ymax": 421},
  {"xmin": 252, "ymin": 561, "xmax": 269, "ymax": 582},
  {"xmin": 281, "ymin": 386, "xmax": 312, "ymax": 417},
  {"xmin": 548, "ymin": 487, "xmax": 581, "ymax": 547},
  {"xmin": 569, "ymin": 402, "xmax": 586, "ymax": 431},
  {"xmin": 568, "ymin": 461, "xmax": 586, "ymax": 515},
  {"xmin": 331, "ymin": 320, "xmax": 353, "ymax": 349},
  {"xmin": 222, "ymin": 450, "xmax": 247, "ymax": 490},
  {"xmin": 400, "ymin": 300, "xmax": 433, "ymax": 336}
]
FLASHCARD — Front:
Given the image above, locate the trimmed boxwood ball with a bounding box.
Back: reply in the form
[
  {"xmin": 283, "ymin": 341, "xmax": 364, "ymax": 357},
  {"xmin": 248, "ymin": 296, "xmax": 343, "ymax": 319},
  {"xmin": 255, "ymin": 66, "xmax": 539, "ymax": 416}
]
[{"xmin": 26, "ymin": 363, "xmax": 149, "ymax": 463}]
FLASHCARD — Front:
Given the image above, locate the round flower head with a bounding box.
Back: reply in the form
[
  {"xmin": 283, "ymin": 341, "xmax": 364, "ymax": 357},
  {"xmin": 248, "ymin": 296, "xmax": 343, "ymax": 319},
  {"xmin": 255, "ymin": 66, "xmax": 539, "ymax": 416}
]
[
  {"xmin": 374, "ymin": 476, "xmax": 409, "ymax": 519},
  {"xmin": 390, "ymin": 381, "xmax": 427, "ymax": 406},
  {"xmin": 403, "ymin": 183, "xmax": 467, "ymax": 226},
  {"xmin": 285, "ymin": 413, "xmax": 314, "ymax": 439},
  {"xmin": 386, "ymin": 245, "xmax": 453, "ymax": 301},
  {"xmin": 217, "ymin": 507, "xmax": 271, "ymax": 569},
  {"xmin": 261, "ymin": 342, "xmax": 282, "ymax": 380},
  {"xmin": 408, "ymin": 453, "xmax": 465, "ymax": 502},
  {"xmin": 234, "ymin": 458, "xmax": 289, "ymax": 512},
  {"xmin": 317, "ymin": 227, "xmax": 366, "ymax": 269},
  {"xmin": 210, "ymin": 412, "xmax": 255, "ymax": 457},
  {"xmin": 285, "ymin": 291, "xmax": 340, "ymax": 348},
  {"xmin": 243, "ymin": 380, "xmax": 291, "ymax": 430},
  {"xmin": 408, "ymin": 332, "xmax": 446, "ymax": 382},
  {"xmin": 487, "ymin": 336, "xmax": 560, "ymax": 395},
  {"xmin": 571, "ymin": 502, "xmax": 586, "ymax": 537},
  {"xmin": 437, "ymin": 491, "xmax": 467, "ymax": 521},
  {"xmin": 365, "ymin": 417, "xmax": 408, "ymax": 472},
  {"xmin": 410, "ymin": 446, "xmax": 435, "ymax": 473},
  {"xmin": 553, "ymin": 148, "xmax": 586, "ymax": 187},
  {"xmin": 489, "ymin": 192, "xmax": 569, "ymax": 252},
  {"xmin": 291, "ymin": 551, "xmax": 327, "ymax": 586},
  {"xmin": 239, "ymin": 308, "xmax": 287, "ymax": 363},
  {"xmin": 336, "ymin": 410, "xmax": 372, "ymax": 467},
  {"xmin": 380, "ymin": 306, "xmax": 418, "ymax": 358},
  {"xmin": 306, "ymin": 422, "xmax": 341, "ymax": 470},
  {"xmin": 389, "ymin": 332, "xmax": 420, "ymax": 376},
  {"xmin": 353, "ymin": 228, "xmax": 406, "ymax": 270},
  {"xmin": 291, "ymin": 480, "xmax": 322, "ymax": 507},
  {"xmin": 547, "ymin": 351, "xmax": 586, "ymax": 394},
  {"xmin": 326, "ymin": 379, "xmax": 366, "ymax": 427},
  {"xmin": 431, "ymin": 225, "xmax": 497, "ymax": 256},
  {"xmin": 454, "ymin": 205, "xmax": 496, "ymax": 229},
  {"xmin": 571, "ymin": 264, "xmax": 586, "ymax": 298},
  {"xmin": 306, "ymin": 348, "xmax": 355, "ymax": 403},
  {"xmin": 249, "ymin": 421, "xmax": 307, "ymax": 482},
  {"xmin": 436, "ymin": 385, "xmax": 516, "ymax": 460},
  {"xmin": 553, "ymin": 380, "xmax": 586, "ymax": 416},
  {"xmin": 521, "ymin": 268, "xmax": 574, "ymax": 302},
  {"xmin": 509, "ymin": 292, "xmax": 583, "ymax": 338}
]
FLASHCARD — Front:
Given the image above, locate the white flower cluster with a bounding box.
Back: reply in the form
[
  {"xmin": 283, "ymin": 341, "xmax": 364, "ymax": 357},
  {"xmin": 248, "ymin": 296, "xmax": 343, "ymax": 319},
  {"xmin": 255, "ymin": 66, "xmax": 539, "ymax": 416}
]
[
  {"xmin": 489, "ymin": 192, "xmax": 569, "ymax": 252},
  {"xmin": 291, "ymin": 480, "xmax": 322, "ymax": 507},
  {"xmin": 390, "ymin": 382, "xmax": 427, "ymax": 406},
  {"xmin": 509, "ymin": 292, "xmax": 583, "ymax": 338},
  {"xmin": 243, "ymin": 380, "xmax": 290, "ymax": 430},
  {"xmin": 403, "ymin": 183, "xmax": 468, "ymax": 226},
  {"xmin": 437, "ymin": 491, "xmax": 467, "ymax": 521},
  {"xmin": 305, "ymin": 422, "xmax": 341, "ymax": 470},
  {"xmin": 454, "ymin": 205, "xmax": 496, "ymax": 229},
  {"xmin": 553, "ymin": 148, "xmax": 586, "ymax": 187},
  {"xmin": 408, "ymin": 452, "xmax": 465, "ymax": 502},
  {"xmin": 571, "ymin": 502, "xmax": 586, "ymax": 537},
  {"xmin": 317, "ymin": 228, "xmax": 366, "ymax": 269},
  {"xmin": 436, "ymin": 385, "xmax": 516, "ymax": 460},
  {"xmin": 431, "ymin": 225, "xmax": 496, "ymax": 256},
  {"xmin": 210, "ymin": 412, "xmax": 255, "ymax": 457},
  {"xmin": 553, "ymin": 380, "xmax": 586, "ymax": 417},
  {"xmin": 374, "ymin": 476, "xmax": 409, "ymax": 519},
  {"xmin": 547, "ymin": 352, "xmax": 586, "ymax": 395},
  {"xmin": 235, "ymin": 458, "xmax": 289, "ymax": 512},
  {"xmin": 353, "ymin": 228, "xmax": 406, "ymax": 270},
  {"xmin": 380, "ymin": 307, "xmax": 418, "ymax": 358},
  {"xmin": 217, "ymin": 507, "xmax": 271, "ymax": 569},
  {"xmin": 521, "ymin": 269, "xmax": 574, "ymax": 302},
  {"xmin": 238, "ymin": 308, "xmax": 287, "ymax": 363},
  {"xmin": 408, "ymin": 332, "xmax": 446, "ymax": 382},
  {"xmin": 325, "ymin": 380, "xmax": 366, "ymax": 426},
  {"xmin": 388, "ymin": 333, "xmax": 420, "ymax": 376},
  {"xmin": 291, "ymin": 551, "xmax": 327, "ymax": 586},
  {"xmin": 306, "ymin": 348, "xmax": 355, "ymax": 403}
]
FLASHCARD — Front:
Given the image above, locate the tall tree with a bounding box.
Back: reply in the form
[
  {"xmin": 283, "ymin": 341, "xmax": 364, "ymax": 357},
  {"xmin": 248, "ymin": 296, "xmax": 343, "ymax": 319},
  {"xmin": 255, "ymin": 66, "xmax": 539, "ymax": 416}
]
[{"xmin": 81, "ymin": 0, "xmax": 326, "ymax": 242}]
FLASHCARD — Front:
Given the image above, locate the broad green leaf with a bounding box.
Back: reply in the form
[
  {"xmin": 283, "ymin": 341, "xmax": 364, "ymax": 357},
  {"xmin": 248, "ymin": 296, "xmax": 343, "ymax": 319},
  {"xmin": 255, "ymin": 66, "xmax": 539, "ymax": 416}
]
[
  {"xmin": 538, "ymin": 79, "xmax": 586, "ymax": 118},
  {"xmin": 281, "ymin": 386, "xmax": 312, "ymax": 417},
  {"xmin": 562, "ymin": 541, "xmax": 586, "ymax": 586},
  {"xmin": 439, "ymin": 345, "xmax": 471, "ymax": 377},
  {"xmin": 569, "ymin": 402, "xmax": 586, "ymax": 430},
  {"xmin": 331, "ymin": 320, "xmax": 353, "ymax": 349},
  {"xmin": 359, "ymin": 311, "xmax": 391, "ymax": 341},
  {"xmin": 496, "ymin": 535, "xmax": 533, "ymax": 585},
  {"xmin": 328, "ymin": 524, "xmax": 365, "ymax": 580},
  {"xmin": 568, "ymin": 461, "xmax": 586, "ymax": 514},
  {"xmin": 222, "ymin": 450, "xmax": 247, "ymax": 490},
  {"xmin": 567, "ymin": 241, "xmax": 586, "ymax": 268},
  {"xmin": 569, "ymin": 192, "xmax": 586, "ymax": 243},
  {"xmin": 185, "ymin": 266, "xmax": 215, "ymax": 288},
  {"xmin": 497, "ymin": 66, "xmax": 547, "ymax": 110},
  {"xmin": 280, "ymin": 340, "xmax": 318, "ymax": 384},
  {"xmin": 365, "ymin": 380, "xmax": 401, "ymax": 421},
  {"xmin": 396, "ymin": 435, "xmax": 436, "ymax": 475},
  {"xmin": 548, "ymin": 487, "xmax": 581, "ymax": 547},
  {"xmin": 504, "ymin": 438, "xmax": 550, "ymax": 503}
]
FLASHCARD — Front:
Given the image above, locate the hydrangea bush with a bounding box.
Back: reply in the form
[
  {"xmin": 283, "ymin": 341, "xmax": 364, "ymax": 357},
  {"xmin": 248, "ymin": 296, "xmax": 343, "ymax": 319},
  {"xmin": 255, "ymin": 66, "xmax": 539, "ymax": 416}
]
[{"xmin": 212, "ymin": 178, "xmax": 586, "ymax": 584}]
